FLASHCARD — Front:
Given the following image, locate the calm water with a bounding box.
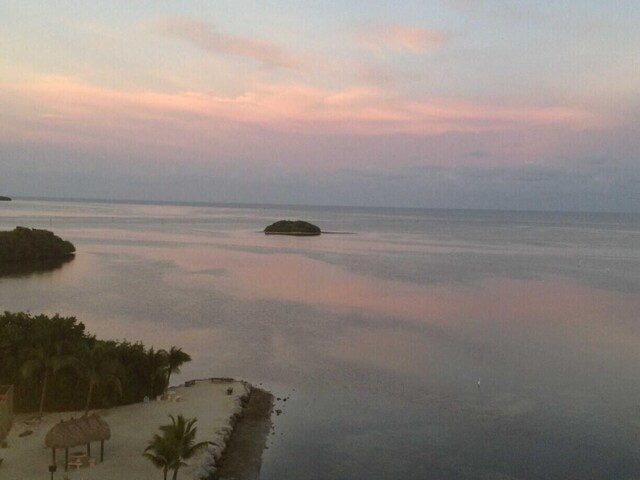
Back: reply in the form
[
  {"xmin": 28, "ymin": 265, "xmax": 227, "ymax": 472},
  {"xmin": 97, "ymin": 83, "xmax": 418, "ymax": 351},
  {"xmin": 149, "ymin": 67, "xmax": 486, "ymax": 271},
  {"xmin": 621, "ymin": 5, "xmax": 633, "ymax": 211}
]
[{"xmin": 2, "ymin": 199, "xmax": 640, "ymax": 479}]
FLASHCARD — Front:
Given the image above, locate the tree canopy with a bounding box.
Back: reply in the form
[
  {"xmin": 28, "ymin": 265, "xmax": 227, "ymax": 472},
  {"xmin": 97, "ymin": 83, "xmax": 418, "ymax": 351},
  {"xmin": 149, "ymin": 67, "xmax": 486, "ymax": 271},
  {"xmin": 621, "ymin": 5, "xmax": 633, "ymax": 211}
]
[
  {"xmin": 144, "ymin": 414, "xmax": 210, "ymax": 480},
  {"xmin": 264, "ymin": 220, "xmax": 321, "ymax": 236},
  {"xmin": 0, "ymin": 227, "xmax": 75, "ymax": 263},
  {"xmin": 161, "ymin": 347, "xmax": 192, "ymax": 388},
  {"xmin": 0, "ymin": 312, "xmax": 191, "ymax": 414}
]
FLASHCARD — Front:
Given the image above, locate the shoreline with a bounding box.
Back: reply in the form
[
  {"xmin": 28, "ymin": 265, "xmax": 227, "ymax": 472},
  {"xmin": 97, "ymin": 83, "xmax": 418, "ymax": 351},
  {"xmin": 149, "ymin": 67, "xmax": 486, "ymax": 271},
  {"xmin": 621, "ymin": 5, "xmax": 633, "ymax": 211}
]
[{"xmin": 0, "ymin": 379, "xmax": 272, "ymax": 480}]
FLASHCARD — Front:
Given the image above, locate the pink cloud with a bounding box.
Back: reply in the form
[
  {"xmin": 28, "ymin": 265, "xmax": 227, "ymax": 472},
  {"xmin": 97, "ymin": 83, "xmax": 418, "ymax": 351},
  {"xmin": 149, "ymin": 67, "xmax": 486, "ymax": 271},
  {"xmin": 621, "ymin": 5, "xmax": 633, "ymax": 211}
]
[
  {"xmin": 357, "ymin": 24, "xmax": 448, "ymax": 55},
  {"xmin": 0, "ymin": 75, "xmax": 601, "ymax": 156},
  {"xmin": 155, "ymin": 17, "xmax": 303, "ymax": 69},
  {"xmin": 351, "ymin": 62, "xmax": 422, "ymax": 86}
]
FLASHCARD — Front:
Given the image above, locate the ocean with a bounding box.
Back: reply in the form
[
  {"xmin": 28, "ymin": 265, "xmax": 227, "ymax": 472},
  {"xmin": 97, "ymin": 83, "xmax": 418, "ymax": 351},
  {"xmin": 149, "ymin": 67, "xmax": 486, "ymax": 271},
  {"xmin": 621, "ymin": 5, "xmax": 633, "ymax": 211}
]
[{"xmin": 1, "ymin": 199, "xmax": 640, "ymax": 479}]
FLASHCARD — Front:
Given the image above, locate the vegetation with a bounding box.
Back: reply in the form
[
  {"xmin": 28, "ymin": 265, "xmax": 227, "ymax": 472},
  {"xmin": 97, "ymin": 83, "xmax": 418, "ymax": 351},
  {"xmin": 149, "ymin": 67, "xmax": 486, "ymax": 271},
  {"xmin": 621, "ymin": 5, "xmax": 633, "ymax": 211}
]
[
  {"xmin": 0, "ymin": 312, "xmax": 191, "ymax": 414},
  {"xmin": 144, "ymin": 347, "xmax": 170, "ymax": 403},
  {"xmin": 0, "ymin": 196, "xmax": 10, "ymax": 201},
  {"xmin": 20, "ymin": 336, "xmax": 75, "ymax": 418},
  {"xmin": 144, "ymin": 414, "xmax": 210, "ymax": 480},
  {"xmin": 163, "ymin": 346, "xmax": 191, "ymax": 388},
  {"xmin": 264, "ymin": 220, "xmax": 321, "ymax": 236},
  {"xmin": 75, "ymin": 342, "xmax": 123, "ymax": 416},
  {"xmin": 144, "ymin": 431, "xmax": 173, "ymax": 480},
  {"xmin": 0, "ymin": 227, "xmax": 75, "ymax": 263}
]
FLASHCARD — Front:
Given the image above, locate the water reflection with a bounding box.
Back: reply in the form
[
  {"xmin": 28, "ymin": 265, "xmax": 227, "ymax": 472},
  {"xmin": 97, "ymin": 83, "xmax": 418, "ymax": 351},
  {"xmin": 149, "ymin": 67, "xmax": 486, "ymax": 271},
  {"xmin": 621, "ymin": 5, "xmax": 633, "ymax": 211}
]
[
  {"xmin": 0, "ymin": 256, "xmax": 75, "ymax": 279},
  {"xmin": 1, "ymin": 201, "xmax": 640, "ymax": 479},
  {"xmin": 78, "ymin": 242, "xmax": 640, "ymax": 330},
  {"xmin": 10, "ymin": 240, "xmax": 637, "ymax": 404}
]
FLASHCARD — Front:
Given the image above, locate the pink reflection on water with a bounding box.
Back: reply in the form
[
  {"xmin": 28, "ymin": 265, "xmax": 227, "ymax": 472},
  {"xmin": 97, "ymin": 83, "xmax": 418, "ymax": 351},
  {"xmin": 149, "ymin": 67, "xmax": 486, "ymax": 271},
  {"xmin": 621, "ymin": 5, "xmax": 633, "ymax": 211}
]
[
  {"xmin": 38, "ymin": 242, "xmax": 640, "ymax": 384},
  {"xmin": 83, "ymin": 243, "xmax": 640, "ymax": 331}
]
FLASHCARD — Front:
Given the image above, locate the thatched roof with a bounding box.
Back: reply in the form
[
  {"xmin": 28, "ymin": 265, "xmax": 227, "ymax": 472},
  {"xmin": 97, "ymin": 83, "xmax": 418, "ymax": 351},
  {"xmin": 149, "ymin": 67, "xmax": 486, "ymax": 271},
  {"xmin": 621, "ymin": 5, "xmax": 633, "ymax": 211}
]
[{"xmin": 45, "ymin": 414, "xmax": 111, "ymax": 449}]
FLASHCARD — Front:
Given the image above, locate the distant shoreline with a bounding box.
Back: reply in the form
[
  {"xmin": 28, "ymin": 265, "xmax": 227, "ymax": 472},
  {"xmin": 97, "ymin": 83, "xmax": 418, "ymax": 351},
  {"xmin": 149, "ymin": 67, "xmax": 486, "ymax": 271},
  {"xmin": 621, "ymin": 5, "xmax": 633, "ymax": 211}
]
[{"xmin": 10, "ymin": 195, "xmax": 639, "ymax": 216}]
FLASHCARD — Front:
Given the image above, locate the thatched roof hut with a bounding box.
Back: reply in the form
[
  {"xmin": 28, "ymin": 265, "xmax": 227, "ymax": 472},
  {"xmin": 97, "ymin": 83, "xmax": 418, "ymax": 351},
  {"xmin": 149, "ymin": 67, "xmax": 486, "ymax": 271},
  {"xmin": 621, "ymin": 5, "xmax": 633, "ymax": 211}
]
[
  {"xmin": 45, "ymin": 414, "xmax": 110, "ymax": 449},
  {"xmin": 45, "ymin": 414, "xmax": 111, "ymax": 470}
]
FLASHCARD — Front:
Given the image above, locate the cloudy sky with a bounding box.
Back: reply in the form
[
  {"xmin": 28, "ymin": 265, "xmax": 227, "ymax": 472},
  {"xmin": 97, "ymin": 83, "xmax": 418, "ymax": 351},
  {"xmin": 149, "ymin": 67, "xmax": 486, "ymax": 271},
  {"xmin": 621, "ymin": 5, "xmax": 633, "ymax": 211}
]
[{"xmin": 1, "ymin": 0, "xmax": 639, "ymax": 211}]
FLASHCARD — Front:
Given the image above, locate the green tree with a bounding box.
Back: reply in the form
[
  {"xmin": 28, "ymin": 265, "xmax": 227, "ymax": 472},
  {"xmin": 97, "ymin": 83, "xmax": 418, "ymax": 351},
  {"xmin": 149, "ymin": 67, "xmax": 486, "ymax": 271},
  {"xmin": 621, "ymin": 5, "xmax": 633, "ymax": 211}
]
[
  {"xmin": 160, "ymin": 346, "xmax": 191, "ymax": 388},
  {"xmin": 75, "ymin": 342, "xmax": 123, "ymax": 416},
  {"xmin": 19, "ymin": 317, "xmax": 78, "ymax": 417},
  {"xmin": 21, "ymin": 340, "xmax": 75, "ymax": 418},
  {"xmin": 0, "ymin": 312, "xmax": 193, "ymax": 414},
  {"xmin": 0, "ymin": 312, "xmax": 87, "ymax": 412},
  {"xmin": 0, "ymin": 318, "xmax": 29, "ymax": 390},
  {"xmin": 143, "ymin": 433, "xmax": 173, "ymax": 480},
  {"xmin": 145, "ymin": 347, "xmax": 169, "ymax": 397},
  {"xmin": 144, "ymin": 414, "xmax": 210, "ymax": 480}
]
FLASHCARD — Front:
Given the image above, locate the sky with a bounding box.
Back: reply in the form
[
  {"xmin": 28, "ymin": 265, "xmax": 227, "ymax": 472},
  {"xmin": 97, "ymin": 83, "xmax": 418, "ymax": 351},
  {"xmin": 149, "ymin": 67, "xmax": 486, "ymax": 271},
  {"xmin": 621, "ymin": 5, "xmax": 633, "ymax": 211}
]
[{"xmin": 1, "ymin": 0, "xmax": 639, "ymax": 211}]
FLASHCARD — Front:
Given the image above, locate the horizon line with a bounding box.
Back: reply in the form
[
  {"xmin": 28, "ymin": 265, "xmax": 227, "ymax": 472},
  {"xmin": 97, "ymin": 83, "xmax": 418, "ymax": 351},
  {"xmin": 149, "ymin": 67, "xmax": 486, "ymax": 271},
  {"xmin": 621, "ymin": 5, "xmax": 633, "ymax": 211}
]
[{"xmin": 6, "ymin": 195, "xmax": 640, "ymax": 217}]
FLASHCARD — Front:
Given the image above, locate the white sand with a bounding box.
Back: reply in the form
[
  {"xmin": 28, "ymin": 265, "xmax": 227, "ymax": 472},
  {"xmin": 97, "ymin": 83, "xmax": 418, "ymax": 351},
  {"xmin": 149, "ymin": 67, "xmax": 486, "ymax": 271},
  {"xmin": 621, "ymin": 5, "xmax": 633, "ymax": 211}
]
[{"xmin": 1, "ymin": 380, "xmax": 250, "ymax": 480}]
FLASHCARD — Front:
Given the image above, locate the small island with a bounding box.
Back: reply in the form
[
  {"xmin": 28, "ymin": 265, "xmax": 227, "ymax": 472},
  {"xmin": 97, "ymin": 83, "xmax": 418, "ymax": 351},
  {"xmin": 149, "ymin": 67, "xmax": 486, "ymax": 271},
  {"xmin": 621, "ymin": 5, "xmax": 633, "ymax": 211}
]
[
  {"xmin": 0, "ymin": 196, "xmax": 11, "ymax": 201},
  {"xmin": 264, "ymin": 220, "xmax": 321, "ymax": 236},
  {"xmin": 0, "ymin": 227, "xmax": 75, "ymax": 263}
]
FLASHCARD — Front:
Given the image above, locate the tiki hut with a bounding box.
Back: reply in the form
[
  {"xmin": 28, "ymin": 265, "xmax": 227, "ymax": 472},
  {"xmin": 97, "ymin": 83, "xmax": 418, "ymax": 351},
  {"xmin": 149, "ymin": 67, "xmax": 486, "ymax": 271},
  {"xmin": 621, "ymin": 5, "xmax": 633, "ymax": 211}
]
[{"xmin": 44, "ymin": 414, "xmax": 111, "ymax": 471}]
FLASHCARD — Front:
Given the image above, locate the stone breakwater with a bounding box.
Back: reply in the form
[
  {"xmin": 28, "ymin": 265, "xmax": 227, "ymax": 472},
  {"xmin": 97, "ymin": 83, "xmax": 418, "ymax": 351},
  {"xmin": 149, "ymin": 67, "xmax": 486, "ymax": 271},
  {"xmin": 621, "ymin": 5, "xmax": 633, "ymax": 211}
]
[{"xmin": 195, "ymin": 379, "xmax": 253, "ymax": 479}]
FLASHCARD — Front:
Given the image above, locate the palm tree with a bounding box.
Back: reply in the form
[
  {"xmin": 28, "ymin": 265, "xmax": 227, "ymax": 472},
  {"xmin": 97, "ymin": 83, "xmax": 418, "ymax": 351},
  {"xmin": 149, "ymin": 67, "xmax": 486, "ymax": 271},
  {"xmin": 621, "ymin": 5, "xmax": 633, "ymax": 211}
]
[
  {"xmin": 159, "ymin": 347, "xmax": 191, "ymax": 388},
  {"xmin": 1, "ymin": 322, "xmax": 29, "ymax": 392},
  {"xmin": 143, "ymin": 433, "xmax": 173, "ymax": 480},
  {"xmin": 20, "ymin": 340, "xmax": 75, "ymax": 418},
  {"xmin": 145, "ymin": 347, "xmax": 169, "ymax": 397},
  {"xmin": 75, "ymin": 342, "xmax": 122, "ymax": 416},
  {"xmin": 144, "ymin": 414, "xmax": 210, "ymax": 480}
]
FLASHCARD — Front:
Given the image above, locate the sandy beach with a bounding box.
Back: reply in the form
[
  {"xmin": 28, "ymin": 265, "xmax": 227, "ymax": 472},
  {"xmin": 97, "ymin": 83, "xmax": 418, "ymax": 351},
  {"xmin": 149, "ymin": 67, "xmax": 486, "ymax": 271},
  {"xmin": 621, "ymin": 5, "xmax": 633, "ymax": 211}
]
[{"xmin": 1, "ymin": 380, "xmax": 253, "ymax": 480}]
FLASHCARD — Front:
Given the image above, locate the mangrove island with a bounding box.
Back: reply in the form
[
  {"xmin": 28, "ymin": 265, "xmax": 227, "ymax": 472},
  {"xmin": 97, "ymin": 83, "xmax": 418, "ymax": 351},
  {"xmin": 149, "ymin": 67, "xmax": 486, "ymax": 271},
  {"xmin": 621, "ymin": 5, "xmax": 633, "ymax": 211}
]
[
  {"xmin": 264, "ymin": 220, "xmax": 321, "ymax": 236},
  {"xmin": 0, "ymin": 227, "xmax": 75, "ymax": 263},
  {"xmin": 0, "ymin": 196, "xmax": 11, "ymax": 201}
]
